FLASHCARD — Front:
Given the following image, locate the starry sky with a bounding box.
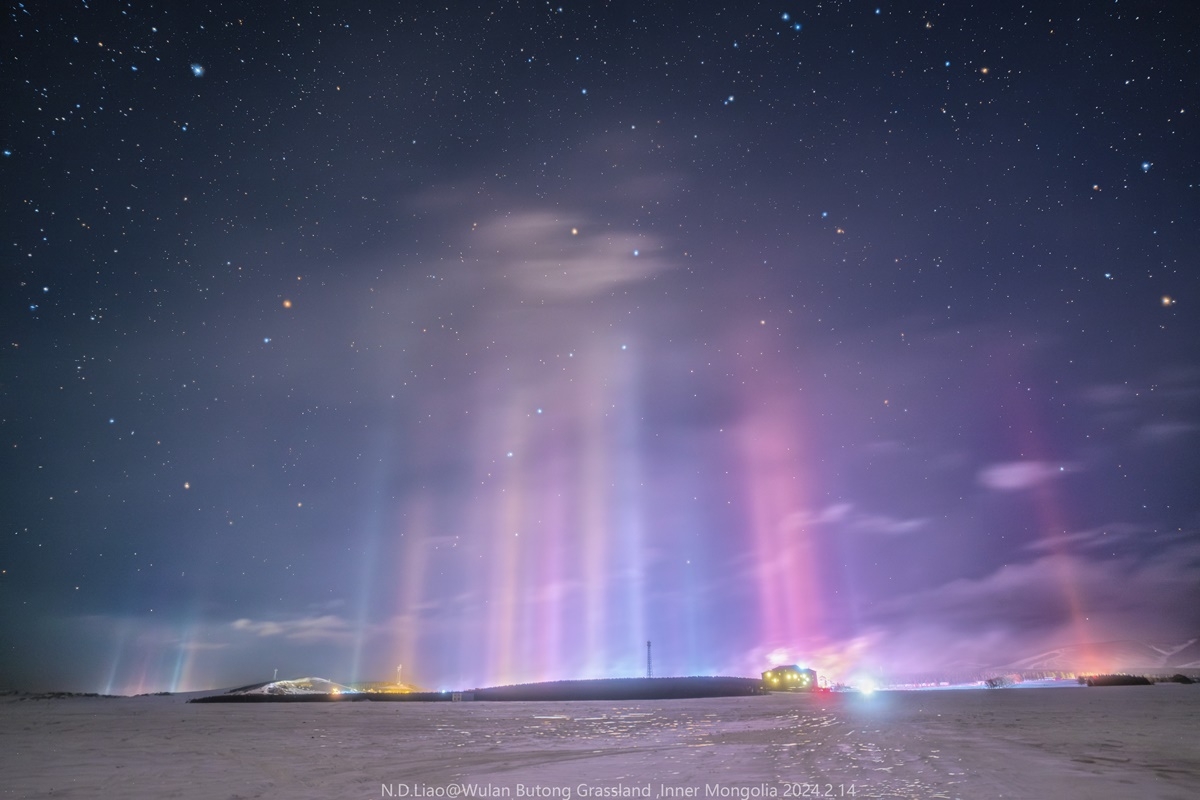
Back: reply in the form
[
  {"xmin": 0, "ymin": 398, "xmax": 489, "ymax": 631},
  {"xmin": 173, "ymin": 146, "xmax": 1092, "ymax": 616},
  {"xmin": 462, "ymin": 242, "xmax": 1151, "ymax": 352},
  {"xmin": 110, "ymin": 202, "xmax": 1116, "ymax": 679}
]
[{"xmin": 3, "ymin": 1, "xmax": 1199, "ymax": 694}]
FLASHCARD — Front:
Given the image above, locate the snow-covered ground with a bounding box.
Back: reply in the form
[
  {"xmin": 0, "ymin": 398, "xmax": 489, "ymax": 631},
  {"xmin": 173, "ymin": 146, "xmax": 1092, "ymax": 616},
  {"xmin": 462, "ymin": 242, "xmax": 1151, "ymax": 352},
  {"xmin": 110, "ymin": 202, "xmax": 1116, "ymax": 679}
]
[{"xmin": 2, "ymin": 685, "xmax": 1197, "ymax": 799}]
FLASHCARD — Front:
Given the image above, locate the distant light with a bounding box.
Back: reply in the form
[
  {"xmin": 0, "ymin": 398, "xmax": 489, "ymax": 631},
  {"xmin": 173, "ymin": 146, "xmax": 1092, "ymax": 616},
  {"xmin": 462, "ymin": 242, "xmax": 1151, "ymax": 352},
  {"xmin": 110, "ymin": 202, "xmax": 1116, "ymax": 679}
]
[
  {"xmin": 1141, "ymin": 161, "xmax": 1152, "ymax": 173},
  {"xmin": 506, "ymin": 451, "xmax": 514, "ymax": 458},
  {"xmin": 190, "ymin": 63, "xmax": 205, "ymax": 77},
  {"xmin": 581, "ymin": 88, "xmax": 587, "ymax": 95},
  {"xmin": 263, "ymin": 337, "xmax": 272, "ymax": 343},
  {"xmin": 633, "ymin": 249, "xmax": 639, "ymax": 256}
]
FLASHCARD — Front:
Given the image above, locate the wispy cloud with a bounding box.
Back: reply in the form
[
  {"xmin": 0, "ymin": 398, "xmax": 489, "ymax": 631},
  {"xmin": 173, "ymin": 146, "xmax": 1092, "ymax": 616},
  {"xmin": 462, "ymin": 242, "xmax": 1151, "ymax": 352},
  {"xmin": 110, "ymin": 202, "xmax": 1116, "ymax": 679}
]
[
  {"xmin": 856, "ymin": 535, "xmax": 1200, "ymax": 674},
  {"xmin": 1083, "ymin": 383, "xmax": 1137, "ymax": 407},
  {"xmin": 1137, "ymin": 420, "xmax": 1198, "ymax": 443},
  {"xmin": 782, "ymin": 503, "xmax": 926, "ymax": 535},
  {"xmin": 978, "ymin": 460, "xmax": 1073, "ymax": 491},
  {"xmin": 1022, "ymin": 522, "xmax": 1146, "ymax": 554},
  {"xmin": 473, "ymin": 211, "xmax": 670, "ymax": 299},
  {"xmin": 231, "ymin": 614, "xmax": 354, "ymax": 644}
]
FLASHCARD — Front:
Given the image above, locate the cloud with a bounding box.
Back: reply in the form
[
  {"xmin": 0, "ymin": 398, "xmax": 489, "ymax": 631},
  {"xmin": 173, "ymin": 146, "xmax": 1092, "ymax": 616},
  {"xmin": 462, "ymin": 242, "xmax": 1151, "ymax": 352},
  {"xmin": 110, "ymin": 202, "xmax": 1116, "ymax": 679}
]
[
  {"xmin": 232, "ymin": 619, "xmax": 283, "ymax": 637},
  {"xmin": 851, "ymin": 511, "xmax": 928, "ymax": 535},
  {"xmin": 177, "ymin": 640, "xmax": 230, "ymax": 652},
  {"xmin": 781, "ymin": 503, "xmax": 926, "ymax": 535},
  {"xmin": 977, "ymin": 460, "xmax": 1070, "ymax": 491},
  {"xmin": 781, "ymin": 504, "xmax": 851, "ymax": 531},
  {"xmin": 855, "ymin": 534, "xmax": 1200, "ymax": 675},
  {"xmin": 1138, "ymin": 420, "xmax": 1198, "ymax": 443},
  {"xmin": 231, "ymin": 614, "xmax": 354, "ymax": 644},
  {"xmin": 473, "ymin": 212, "xmax": 670, "ymax": 299},
  {"xmin": 1083, "ymin": 383, "xmax": 1137, "ymax": 407},
  {"xmin": 1022, "ymin": 522, "xmax": 1147, "ymax": 555}
]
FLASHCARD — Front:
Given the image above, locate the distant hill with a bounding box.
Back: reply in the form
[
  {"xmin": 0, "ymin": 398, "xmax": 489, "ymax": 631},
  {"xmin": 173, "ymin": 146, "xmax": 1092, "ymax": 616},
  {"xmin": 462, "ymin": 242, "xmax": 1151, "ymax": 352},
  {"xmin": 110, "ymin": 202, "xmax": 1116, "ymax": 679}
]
[
  {"xmin": 876, "ymin": 637, "xmax": 1200, "ymax": 686},
  {"xmin": 994, "ymin": 638, "xmax": 1200, "ymax": 674},
  {"xmin": 192, "ymin": 675, "xmax": 766, "ymax": 703},
  {"xmin": 221, "ymin": 677, "xmax": 360, "ymax": 696},
  {"xmin": 469, "ymin": 676, "xmax": 765, "ymax": 701}
]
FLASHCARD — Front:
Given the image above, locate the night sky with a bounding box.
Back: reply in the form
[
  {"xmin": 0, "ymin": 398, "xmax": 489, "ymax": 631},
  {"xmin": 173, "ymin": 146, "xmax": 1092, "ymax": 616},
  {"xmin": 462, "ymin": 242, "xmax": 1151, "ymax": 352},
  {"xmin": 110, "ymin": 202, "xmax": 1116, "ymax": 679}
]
[{"xmin": 3, "ymin": 1, "xmax": 1199, "ymax": 694}]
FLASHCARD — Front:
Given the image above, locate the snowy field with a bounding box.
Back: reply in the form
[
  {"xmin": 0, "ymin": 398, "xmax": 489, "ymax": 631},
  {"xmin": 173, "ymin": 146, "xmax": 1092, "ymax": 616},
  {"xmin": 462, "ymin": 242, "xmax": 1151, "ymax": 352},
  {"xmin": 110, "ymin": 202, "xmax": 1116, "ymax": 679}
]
[{"xmin": 2, "ymin": 685, "xmax": 1197, "ymax": 800}]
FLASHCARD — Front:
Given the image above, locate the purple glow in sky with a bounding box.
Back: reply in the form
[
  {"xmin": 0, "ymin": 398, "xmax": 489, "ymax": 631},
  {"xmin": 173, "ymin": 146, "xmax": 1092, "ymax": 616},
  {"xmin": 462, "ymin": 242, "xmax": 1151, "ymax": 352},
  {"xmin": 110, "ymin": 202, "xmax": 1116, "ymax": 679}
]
[{"xmin": 1, "ymin": 2, "xmax": 1198, "ymax": 693}]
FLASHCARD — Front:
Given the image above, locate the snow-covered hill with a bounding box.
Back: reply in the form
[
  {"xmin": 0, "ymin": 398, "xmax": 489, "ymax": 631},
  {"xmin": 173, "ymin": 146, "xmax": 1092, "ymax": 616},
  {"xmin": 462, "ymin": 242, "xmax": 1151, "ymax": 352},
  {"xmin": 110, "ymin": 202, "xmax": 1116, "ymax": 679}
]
[{"xmin": 996, "ymin": 638, "xmax": 1200, "ymax": 673}]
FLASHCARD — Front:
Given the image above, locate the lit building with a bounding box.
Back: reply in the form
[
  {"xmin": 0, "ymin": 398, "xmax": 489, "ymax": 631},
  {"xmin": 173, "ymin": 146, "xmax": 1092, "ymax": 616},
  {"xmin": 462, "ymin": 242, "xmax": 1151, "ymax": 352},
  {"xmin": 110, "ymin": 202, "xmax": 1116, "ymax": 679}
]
[{"xmin": 762, "ymin": 665, "xmax": 818, "ymax": 692}]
